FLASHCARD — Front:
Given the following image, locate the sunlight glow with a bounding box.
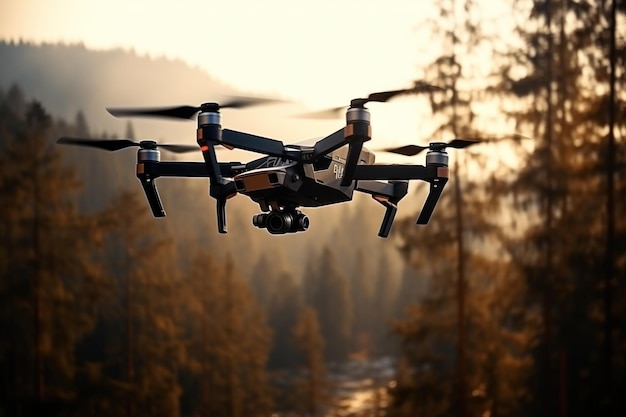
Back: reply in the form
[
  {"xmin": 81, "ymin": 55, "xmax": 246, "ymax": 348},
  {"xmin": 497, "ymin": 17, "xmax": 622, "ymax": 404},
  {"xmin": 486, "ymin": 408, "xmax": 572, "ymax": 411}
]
[
  {"xmin": 0, "ymin": 0, "xmax": 523, "ymax": 162},
  {"xmin": 0, "ymin": 1, "xmax": 435, "ymax": 107}
]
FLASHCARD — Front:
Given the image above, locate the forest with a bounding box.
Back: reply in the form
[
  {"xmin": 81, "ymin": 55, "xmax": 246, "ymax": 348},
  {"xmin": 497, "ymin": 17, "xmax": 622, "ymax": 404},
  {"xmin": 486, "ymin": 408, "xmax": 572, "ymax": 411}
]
[
  {"xmin": 0, "ymin": 84, "xmax": 420, "ymax": 417},
  {"xmin": 0, "ymin": 0, "xmax": 625, "ymax": 417}
]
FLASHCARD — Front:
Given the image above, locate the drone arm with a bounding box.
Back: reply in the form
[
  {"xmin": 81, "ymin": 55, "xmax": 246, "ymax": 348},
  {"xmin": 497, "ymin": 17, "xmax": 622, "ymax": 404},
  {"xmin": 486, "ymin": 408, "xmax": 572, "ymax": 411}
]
[
  {"xmin": 198, "ymin": 125, "xmax": 264, "ymax": 234},
  {"xmin": 312, "ymin": 128, "xmax": 350, "ymax": 158},
  {"xmin": 135, "ymin": 160, "xmax": 244, "ymax": 223},
  {"xmin": 354, "ymin": 163, "xmax": 449, "ymax": 228},
  {"xmin": 196, "ymin": 125, "xmax": 225, "ymax": 184},
  {"xmin": 148, "ymin": 161, "xmax": 246, "ymax": 178},
  {"xmin": 311, "ymin": 126, "xmax": 372, "ymax": 187},
  {"xmin": 354, "ymin": 180, "xmax": 402, "ymax": 196},
  {"xmin": 341, "ymin": 141, "xmax": 365, "ymax": 186},
  {"xmin": 353, "ymin": 164, "xmax": 430, "ymax": 180},
  {"xmin": 220, "ymin": 129, "xmax": 289, "ymax": 158},
  {"xmin": 135, "ymin": 161, "xmax": 206, "ymax": 218}
]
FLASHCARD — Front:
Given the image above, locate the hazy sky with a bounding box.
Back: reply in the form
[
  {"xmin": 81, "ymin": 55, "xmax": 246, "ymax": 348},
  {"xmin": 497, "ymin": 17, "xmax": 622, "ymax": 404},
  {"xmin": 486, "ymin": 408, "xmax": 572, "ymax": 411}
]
[
  {"xmin": 0, "ymin": 0, "xmax": 439, "ymax": 108},
  {"xmin": 0, "ymin": 0, "xmax": 519, "ymax": 157}
]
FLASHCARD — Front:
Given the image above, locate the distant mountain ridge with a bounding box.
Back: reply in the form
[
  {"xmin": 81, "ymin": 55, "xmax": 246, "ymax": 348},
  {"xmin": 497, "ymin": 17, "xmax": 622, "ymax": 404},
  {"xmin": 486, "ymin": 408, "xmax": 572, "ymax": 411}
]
[
  {"xmin": 0, "ymin": 40, "xmax": 322, "ymax": 145},
  {"xmin": 0, "ymin": 40, "xmax": 246, "ymax": 139}
]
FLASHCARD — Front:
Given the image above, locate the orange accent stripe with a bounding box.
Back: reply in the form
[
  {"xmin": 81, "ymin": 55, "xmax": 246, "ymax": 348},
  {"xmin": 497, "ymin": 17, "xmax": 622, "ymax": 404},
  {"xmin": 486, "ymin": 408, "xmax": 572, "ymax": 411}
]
[{"xmin": 201, "ymin": 145, "xmax": 209, "ymax": 152}]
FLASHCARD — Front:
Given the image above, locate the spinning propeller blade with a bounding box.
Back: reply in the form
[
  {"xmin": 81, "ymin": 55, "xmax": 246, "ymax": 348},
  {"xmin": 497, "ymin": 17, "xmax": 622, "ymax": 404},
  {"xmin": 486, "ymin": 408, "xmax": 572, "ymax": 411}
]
[
  {"xmin": 297, "ymin": 81, "xmax": 444, "ymax": 119},
  {"xmin": 107, "ymin": 106, "xmax": 201, "ymax": 120},
  {"xmin": 57, "ymin": 137, "xmax": 199, "ymax": 153},
  {"xmin": 381, "ymin": 134, "xmax": 532, "ymax": 156},
  {"xmin": 107, "ymin": 95, "xmax": 282, "ymax": 120},
  {"xmin": 355, "ymin": 81, "xmax": 444, "ymax": 106}
]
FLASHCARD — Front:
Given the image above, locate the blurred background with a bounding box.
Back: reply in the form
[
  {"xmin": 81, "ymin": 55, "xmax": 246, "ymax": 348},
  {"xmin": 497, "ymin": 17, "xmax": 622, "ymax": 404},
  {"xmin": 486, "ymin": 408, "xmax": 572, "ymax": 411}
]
[{"xmin": 0, "ymin": 1, "xmax": 624, "ymax": 416}]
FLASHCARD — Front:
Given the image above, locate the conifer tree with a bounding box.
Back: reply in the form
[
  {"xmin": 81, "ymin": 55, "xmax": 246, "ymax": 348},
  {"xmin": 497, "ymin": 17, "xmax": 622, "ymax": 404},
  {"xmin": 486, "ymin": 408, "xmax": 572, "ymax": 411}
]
[
  {"xmin": 0, "ymin": 96, "xmax": 112, "ymax": 416},
  {"xmin": 308, "ymin": 246, "xmax": 353, "ymax": 362},
  {"xmin": 371, "ymin": 252, "xmax": 399, "ymax": 357},
  {"xmin": 266, "ymin": 271, "xmax": 304, "ymax": 369},
  {"xmin": 394, "ymin": 264, "xmax": 428, "ymax": 319},
  {"xmin": 493, "ymin": 0, "xmax": 626, "ymax": 414},
  {"xmin": 349, "ymin": 249, "xmax": 375, "ymax": 356},
  {"xmin": 390, "ymin": 1, "xmax": 536, "ymax": 415},
  {"xmin": 182, "ymin": 251, "xmax": 273, "ymax": 417},
  {"xmin": 86, "ymin": 190, "xmax": 184, "ymax": 417},
  {"xmin": 248, "ymin": 252, "xmax": 278, "ymax": 307},
  {"xmin": 292, "ymin": 307, "xmax": 329, "ymax": 417}
]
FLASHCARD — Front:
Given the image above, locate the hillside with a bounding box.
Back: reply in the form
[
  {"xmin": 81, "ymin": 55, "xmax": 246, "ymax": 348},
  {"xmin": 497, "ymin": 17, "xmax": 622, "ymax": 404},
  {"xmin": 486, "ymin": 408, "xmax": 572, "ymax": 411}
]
[
  {"xmin": 0, "ymin": 40, "xmax": 330, "ymax": 143},
  {"xmin": 0, "ymin": 41, "xmax": 227, "ymax": 138}
]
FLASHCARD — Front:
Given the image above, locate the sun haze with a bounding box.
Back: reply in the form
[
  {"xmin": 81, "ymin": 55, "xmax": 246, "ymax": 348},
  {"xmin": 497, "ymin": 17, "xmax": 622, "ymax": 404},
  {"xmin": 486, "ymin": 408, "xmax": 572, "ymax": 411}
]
[{"xmin": 0, "ymin": 1, "xmax": 437, "ymax": 109}]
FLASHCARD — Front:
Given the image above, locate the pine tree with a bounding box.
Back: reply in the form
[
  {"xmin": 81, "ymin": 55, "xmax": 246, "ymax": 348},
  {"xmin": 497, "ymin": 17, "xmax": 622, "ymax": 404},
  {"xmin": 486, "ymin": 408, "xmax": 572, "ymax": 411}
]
[
  {"xmin": 394, "ymin": 264, "xmax": 428, "ymax": 319},
  {"xmin": 266, "ymin": 271, "xmax": 305, "ymax": 369},
  {"xmin": 76, "ymin": 190, "xmax": 186, "ymax": 417},
  {"xmin": 0, "ymin": 97, "xmax": 112, "ymax": 416},
  {"xmin": 182, "ymin": 250, "xmax": 273, "ymax": 417},
  {"xmin": 349, "ymin": 249, "xmax": 375, "ymax": 357},
  {"xmin": 493, "ymin": 1, "xmax": 626, "ymax": 415},
  {"xmin": 248, "ymin": 252, "xmax": 279, "ymax": 307},
  {"xmin": 292, "ymin": 307, "xmax": 329, "ymax": 417},
  {"xmin": 390, "ymin": 1, "xmax": 538, "ymax": 415},
  {"xmin": 74, "ymin": 110, "xmax": 90, "ymax": 137},
  {"xmin": 371, "ymin": 251, "xmax": 400, "ymax": 357},
  {"xmin": 308, "ymin": 246, "xmax": 353, "ymax": 362},
  {"xmin": 124, "ymin": 121, "xmax": 135, "ymax": 140},
  {"xmin": 419, "ymin": 1, "xmax": 497, "ymax": 413}
]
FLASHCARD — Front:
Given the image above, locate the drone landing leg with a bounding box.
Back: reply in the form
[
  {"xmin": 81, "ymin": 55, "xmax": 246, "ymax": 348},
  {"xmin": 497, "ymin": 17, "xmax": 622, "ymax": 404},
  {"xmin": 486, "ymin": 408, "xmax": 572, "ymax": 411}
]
[
  {"xmin": 210, "ymin": 182, "xmax": 236, "ymax": 234},
  {"xmin": 377, "ymin": 199, "xmax": 398, "ymax": 238},
  {"xmin": 417, "ymin": 177, "xmax": 448, "ymax": 224},
  {"xmin": 216, "ymin": 197, "xmax": 227, "ymax": 234},
  {"xmin": 136, "ymin": 157, "xmax": 167, "ymax": 217},
  {"xmin": 139, "ymin": 177, "xmax": 166, "ymax": 217}
]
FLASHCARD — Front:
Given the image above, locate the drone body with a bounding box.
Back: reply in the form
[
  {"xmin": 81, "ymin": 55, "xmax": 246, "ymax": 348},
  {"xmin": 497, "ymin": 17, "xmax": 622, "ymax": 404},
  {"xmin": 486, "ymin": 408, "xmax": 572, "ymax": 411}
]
[{"xmin": 58, "ymin": 86, "xmax": 475, "ymax": 238}]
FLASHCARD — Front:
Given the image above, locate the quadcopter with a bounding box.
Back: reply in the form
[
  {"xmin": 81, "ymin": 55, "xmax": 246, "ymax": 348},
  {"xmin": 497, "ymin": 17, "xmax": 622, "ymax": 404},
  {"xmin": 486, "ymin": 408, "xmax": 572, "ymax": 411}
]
[{"xmin": 57, "ymin": 83, "xmax": 491, "ymax": 238}]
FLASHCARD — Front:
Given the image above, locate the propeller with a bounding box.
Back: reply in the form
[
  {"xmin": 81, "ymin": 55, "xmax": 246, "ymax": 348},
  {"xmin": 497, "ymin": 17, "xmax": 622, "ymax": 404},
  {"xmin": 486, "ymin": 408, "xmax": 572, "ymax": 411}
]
[
  {"xmin": 297, "ymin": 81, "xmax": 444, "ymax": 119},
  {"xmin": 381, "ymin": 133, "xmax": 533, "ymax": 156},
  {"xmin": 57, "ymin": 137, "xmax": 199, "ymax": 153},
  {"xmin": 107, "ymin": 95, "xmax": 282, "ymax": 120}
]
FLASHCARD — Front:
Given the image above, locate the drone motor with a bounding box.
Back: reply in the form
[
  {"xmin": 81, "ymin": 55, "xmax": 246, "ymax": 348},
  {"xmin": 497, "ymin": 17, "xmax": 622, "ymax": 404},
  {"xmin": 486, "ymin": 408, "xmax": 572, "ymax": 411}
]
[
  {"xmin": 137, "ymin": 141, "xmax": 160, "ymax": 163},
  {"xmin": 425, "ymin": 144, "xmax": 449, "ymax": 167}
]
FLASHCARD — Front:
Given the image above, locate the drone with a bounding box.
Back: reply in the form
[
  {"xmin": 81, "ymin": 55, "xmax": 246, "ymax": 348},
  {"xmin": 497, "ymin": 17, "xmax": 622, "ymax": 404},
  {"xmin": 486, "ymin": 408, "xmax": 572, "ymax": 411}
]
[{"xmin": 57, "ymin": 83, "xmax": 494, "ymax": 238}]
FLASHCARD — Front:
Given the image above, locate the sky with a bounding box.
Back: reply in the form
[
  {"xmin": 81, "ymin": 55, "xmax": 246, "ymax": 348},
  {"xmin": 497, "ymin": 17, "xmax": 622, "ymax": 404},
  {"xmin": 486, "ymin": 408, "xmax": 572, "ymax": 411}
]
[
  {"xmin": 0, "ymin": 0, "xmax": 519, "ymax": 161},
  {"xmin": 0, "ymin": 0, "xmax": 438, "ymax": 108}
]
